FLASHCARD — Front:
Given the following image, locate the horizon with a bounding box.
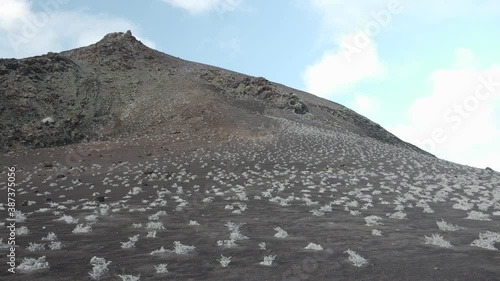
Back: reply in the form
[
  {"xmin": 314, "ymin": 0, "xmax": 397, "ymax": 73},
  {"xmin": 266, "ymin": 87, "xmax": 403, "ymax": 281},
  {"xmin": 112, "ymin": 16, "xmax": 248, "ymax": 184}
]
[{"xmin": 1, "ymin": 0, "xmax": 499, "ymax": 170}]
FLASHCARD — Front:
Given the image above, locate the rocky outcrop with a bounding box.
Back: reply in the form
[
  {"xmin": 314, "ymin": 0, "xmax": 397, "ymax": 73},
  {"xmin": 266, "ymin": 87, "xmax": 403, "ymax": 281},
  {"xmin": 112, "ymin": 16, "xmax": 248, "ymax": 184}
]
[{"xmin": 200, "ymin": 70, "xmax": 309, "ymax": 114}]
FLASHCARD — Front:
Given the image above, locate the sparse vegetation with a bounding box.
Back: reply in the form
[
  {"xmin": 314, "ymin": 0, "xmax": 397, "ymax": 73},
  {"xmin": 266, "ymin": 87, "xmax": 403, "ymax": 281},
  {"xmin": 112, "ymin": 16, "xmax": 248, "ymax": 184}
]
[{"xmin": 3, "ymin": 40, "xmax": 500, "ymax": 279}]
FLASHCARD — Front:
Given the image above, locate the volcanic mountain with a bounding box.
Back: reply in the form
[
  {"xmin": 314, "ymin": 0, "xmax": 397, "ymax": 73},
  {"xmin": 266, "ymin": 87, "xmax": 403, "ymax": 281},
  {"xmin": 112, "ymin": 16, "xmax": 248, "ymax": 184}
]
[
  {"xmin": 0, "ymin": 31, "xmax": 499, "ymax": 281},
  {"xmin": 1, "ymin": 30, "xmax": 426, "ymax": 155}
]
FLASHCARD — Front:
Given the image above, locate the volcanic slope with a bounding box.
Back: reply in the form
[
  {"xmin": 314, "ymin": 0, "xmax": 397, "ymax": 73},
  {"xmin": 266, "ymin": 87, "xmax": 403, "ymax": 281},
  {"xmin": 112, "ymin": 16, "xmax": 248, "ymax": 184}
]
[
  {"xmin": 1, "ymin": 30, "xmax": 426, "ymax": 155},
  {"xmin": 0, "ymin": 32, "xmax": 499, "ymax": 281}
]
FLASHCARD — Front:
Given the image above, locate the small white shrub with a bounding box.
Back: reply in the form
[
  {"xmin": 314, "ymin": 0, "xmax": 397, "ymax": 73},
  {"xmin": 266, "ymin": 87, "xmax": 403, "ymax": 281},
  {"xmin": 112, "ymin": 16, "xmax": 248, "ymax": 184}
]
[
  {"xmin": 17, "ymin": 256, "xmax": 49, "ymax": 272},
  {"xmin": 48, "ymin": 241, "xmax": 63, "ymax": 250},
  {"xmin": 217, "ymin": 239, "xmax": 237, "ymax": 248},
  {"xmin": 146, "ymin": 221, "xmax": 165, "ymax": 230},
  {"xmin": 72, "ymin": 224, "xmax": 92, "ymax": 233},
  {"xmin": 55, "ymin": 215, "xmax": 79, "ymax": 224},
  {"xmin": 304, "ymin": 242, "xmax": 323, "ymax": 251},
  {"xmin": 89, "ymin": 256, "xmax": 111, "ymax": 280},
  {"xmin": 26, "ymin": 242, "xmax": 45, "ymax": 251},
  {"xmin": 150, "ymin": 246, "xmax": 168, "ymax": 255},
  {"xmin": 85, "ymin": 215, "xmax": 99, "ymax": 222},
  {"xmin": 424, "ymin": 234, "xmax": 452, "ymax": 248},
  {"xmin": 466, "ymin": 211, "xmax": 491, "ymax": 221},
  {"xmin": 365, "ymin": 215, "xmax": 383, "ymax": 226},
  {"xmin": 387, "ymin": 211, "xmax": 407, "ymax": 219},
  {"xmin": 394, "ymin": 204, "xmax": 405, "ymax": 211},
  {"xmin": 258, "ymin": 242, "xmax": 266, "ymax": 250},
  {"xmin": 274, "ymin": 227, "xmax": 288, "ymax": 238},
  {"xmin": 423, "ymin": 207, "xmax": 435, "ymax": 213},
  {"xmin": 471, "ymin": 238, "xmax": 497, "ymax": 250},
  {"xmin": 155, "ymin": 210, "xmax": 167, "ymax": 216},
  {"xmin": 345, "ymin": 249, "xmax": 368, "ymax": 267},
  {"xmin": 470, "ymin": 231, "xmax": 500, "ymax": 250},
  {"xmin": 436, "ymin": 219, "xmax": 462, "ymax": 231},
  {"xmin": 260, "ymin": 255, "xmax": 276, "ymax": 266},
  {"xmin": 121, "ymin": 234, "xmax": 140, "ymax": 249},
  {"xmin": 42, "ymin": 232, "xmax": 58, "ymax": 241},
  {"xmin": 15, "ymin": 210, "xmax": 27, "ymax": 222},
  {"xmin": 311, "ymin": 209, "xmax": 325, "ymax": 216},
  {"xmin": 129, "ymin": 187, "xmax": 142, "ymax": 195},
  {"xmin": 225, "ymin": 221, "xmax": 243, "ymax": 231},
  {"xmin": 16, "ymin": 226, "xmax": 29, "ymax": 235},
  {"xmin": 320, "ymin": 204, "xmax": 333, "ymax": 212},
  {"xmin": 217, "ymin": 255, "xmax": 232, "ymax": 267},
  {"xmin": 154, "ymin": 263, "xmax": 169, "ymax": 274},
  {"xmin": 230, "ymin": 229, "xmax": 249, "ymax": 241},
  {"xmin": 172, "ymin": 241, "xmax": 196, "ymax": 254},
  {"xmin": 371, "ymin": 229, "xmax": 382, "ymax": 236}
]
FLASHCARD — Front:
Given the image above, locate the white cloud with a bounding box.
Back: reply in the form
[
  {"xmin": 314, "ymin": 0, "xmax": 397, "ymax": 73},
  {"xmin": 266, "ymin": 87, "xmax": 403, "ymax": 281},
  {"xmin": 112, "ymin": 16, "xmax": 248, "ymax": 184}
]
[
  {"xmin": 310, "ymin": 0, "xmax": 403, "ymax": 36},
  {"xmin": 0, "ymin": 0, "xmax": 154, "ymax": 58},
  {"xmin": 302, "ymin": 0, "xmax": 398, "ymax": 99},
  {"xmin": 0, "ymin": 0, "xmax": 31, "ymax": 28},
  {"xmin": 302, "ymin": 33, "xmax": 385, "ymax": 98},
  {"xmin": 389, "ymin": 48, "xmax": 500, "ymax": 170},
  {"xmin": 163, "ymin": 0, "xmax": 240, "ymax": 15},
  {"xmin": 309, "ymin": 0, "xmax": 500, "ymax": 28},
  {"xmin": 352, "ymin": 94, "xmax": 382, "ymax": 120},
  {"xmin": 398, "ymin": 0, "xmax": 500, "ymax": 22},
  {"xmin": 305, "ymin": 1, "xmax": 500, "ymax": 170}
]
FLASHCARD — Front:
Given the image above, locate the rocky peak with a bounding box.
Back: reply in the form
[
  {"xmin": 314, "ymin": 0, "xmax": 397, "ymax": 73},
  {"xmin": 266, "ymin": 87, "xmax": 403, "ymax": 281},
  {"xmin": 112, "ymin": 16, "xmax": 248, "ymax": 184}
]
[
  {"xmin": 62, "ymin": 30, "xmax": 154, "ymax": 67},
  {"xmin": 97, "ymin": 30, "xmax": 137, "ymax": 45}
]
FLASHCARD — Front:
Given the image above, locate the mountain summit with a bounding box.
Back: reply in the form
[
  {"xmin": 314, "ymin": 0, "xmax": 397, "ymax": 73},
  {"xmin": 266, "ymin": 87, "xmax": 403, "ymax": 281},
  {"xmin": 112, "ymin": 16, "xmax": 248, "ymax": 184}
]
[{"xmin": 1, "ymin": 30, "xmax": 427, "ymax": 156}]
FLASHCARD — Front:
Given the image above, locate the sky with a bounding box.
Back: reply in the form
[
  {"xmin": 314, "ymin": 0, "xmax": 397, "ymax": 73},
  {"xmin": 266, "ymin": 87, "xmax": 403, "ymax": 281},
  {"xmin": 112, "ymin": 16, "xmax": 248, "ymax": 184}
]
[{"xmin": 1, "ymin": 0, "xmax": 499, "ymax": 171}]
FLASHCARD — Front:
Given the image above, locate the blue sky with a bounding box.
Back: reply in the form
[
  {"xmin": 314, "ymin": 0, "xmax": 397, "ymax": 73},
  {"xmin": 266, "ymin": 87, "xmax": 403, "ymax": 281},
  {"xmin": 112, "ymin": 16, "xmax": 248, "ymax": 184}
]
[{"xmin": 1, "ymin": 0, "xmax": 499, "ymax": 170}]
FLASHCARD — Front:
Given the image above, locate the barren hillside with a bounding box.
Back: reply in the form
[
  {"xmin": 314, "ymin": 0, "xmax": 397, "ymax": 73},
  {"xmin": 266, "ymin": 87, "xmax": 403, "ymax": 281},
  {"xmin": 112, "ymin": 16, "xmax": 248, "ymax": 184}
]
[{"xmin": 0, "ymin": 31, "xmax": 428, "ymax": 156}]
